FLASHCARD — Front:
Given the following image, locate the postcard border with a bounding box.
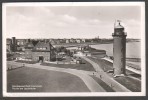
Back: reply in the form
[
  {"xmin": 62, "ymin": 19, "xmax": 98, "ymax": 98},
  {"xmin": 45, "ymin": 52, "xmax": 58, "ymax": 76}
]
[{"xmin": 2, "ymin": 1, "xmax": 146, "ymax": 97}]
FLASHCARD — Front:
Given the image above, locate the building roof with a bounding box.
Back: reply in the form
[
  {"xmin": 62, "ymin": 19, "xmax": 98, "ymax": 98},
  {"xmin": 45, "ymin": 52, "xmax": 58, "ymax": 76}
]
[
  {"xmin": 115, "ymin": 22, "xmax": 124, "ymax": 29},
  {"xmin": 33, "ymin": 42, "xmax": 53, "ymax": 52},
  {"xmin": 25, "ymin": 42, "xmax": 34, "ymax": 49},
  {"xmin": 17, "ymin": 39, "xmax": 27, "ymax": 41},
  {"xmin": 24, "ymin": 40, "xmax": 56, "ymax": 52}
]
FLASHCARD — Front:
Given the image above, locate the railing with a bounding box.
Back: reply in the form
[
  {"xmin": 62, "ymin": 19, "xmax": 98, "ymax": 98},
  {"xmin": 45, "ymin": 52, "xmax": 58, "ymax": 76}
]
[{"xmin": 112, "ymin": 32, "xmax": 127, "ymax": 36}]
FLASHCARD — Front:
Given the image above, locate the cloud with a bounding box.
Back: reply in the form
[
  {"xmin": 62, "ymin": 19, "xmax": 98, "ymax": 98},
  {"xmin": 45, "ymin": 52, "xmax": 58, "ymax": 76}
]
[
  {"xmin": 87, "ymin": 19, "xmax": 101, "ymax": 26},
  {"xmin": 76, "ymin": 19, "xmax": 101, "ymax": 28},
  {"xmin": 5, "ymin": 6, "xmax": 141, "ymax": 39},
  {"xmin": 88, "ymin": 19, "xmax": 100, "ymax": 23},
  {"xmin": 61, "ymin": 14, "xmax": 77, "ymax": 23},
  {"xmin": 54, "ymin": 22, "xmax": 68, "ymax": 27},
  {"xmin": 126, "ymin": 19, "xmax": 140, "ymax": 26}
]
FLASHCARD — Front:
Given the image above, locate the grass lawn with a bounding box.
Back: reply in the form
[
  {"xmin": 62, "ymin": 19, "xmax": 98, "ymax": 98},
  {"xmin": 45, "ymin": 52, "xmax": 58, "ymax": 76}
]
[
  {"xmin": 87, "ymin": 57, "xmax": 113, "ymax": 72},
  {"xmin": 126, "ymin": 62, "xmax": 141, "ymax": 70},
  {"xmin": 90, "ymin": 75, "xmax": 115, "ymax": 92},
  {"xmin": 7, "ymin": 63, "xmax": 24, "ymax": 71},
  {"xmin": 41, "ymin": 59, "xmax": 95, "ymax": 71},
  {"xmin": 7, "ymin": 67, "xmax": 90, "ymax": 92},
  {"xmin": 114, "ymin": 77, "xmax": 141, "ymax": 92}
]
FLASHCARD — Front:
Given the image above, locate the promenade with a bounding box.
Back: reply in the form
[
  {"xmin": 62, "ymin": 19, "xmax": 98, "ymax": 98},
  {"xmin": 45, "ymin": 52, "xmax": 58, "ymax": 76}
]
[
  {"xmin": 81, "ymin": 57, "xmax": 131, "ymax": 92},
  {"xmin": 7, "ymin": 58, "xmax": 132, "ymax": 92},
  {"xmin": 102, "ymin": 57, "xmax": 141, "ymax": 74}
]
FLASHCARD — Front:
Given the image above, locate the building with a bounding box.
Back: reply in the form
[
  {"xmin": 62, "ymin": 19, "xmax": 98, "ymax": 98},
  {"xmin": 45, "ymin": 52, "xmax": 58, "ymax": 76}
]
[
  {"xmin": 24, "ymin": 41, "xmax": 56, "ymax": 62},
  {"xmin": 76, "ymin": 39, "xmax": 82, "ymax": 43},
  {"xmin": 81, "ymin": 39, "xmax": 86, "ymax": 43},
  {"xmin": 24, "ymin": 42, "xmax": 34, "ymax": 59},
  {"xmin": 74, "ymin": 45, "xmax": 106, "ymax": 57},
  {"xmin": 66, "ymin": 39, "xmax": 70, "ymax": 43},
  {"xmin": 11, "ymin": 37, "xmax": 17, "ymax": 52},
  {"xmin": 112, "ymin": 21, "xmax": 127, "ymax": 76},
  {"xmin": 50, "ymin": 39, "xmax": 57, "ymax": 45},
  {"xmin": 92, "ymin": 37, "xmax": 101, "ymax": 43},
  {"xmin": 70, "ymin": 38, "xmax": 76, "ymax": 43},
  {"xmin": 17, "ymin": 39, "xmax": 27, "ymax": 46},
  {"xmin": 60, "ymin": 39, "xmax": 66, "ymax": 43},
  {"xmin": 16, "ymin": 39, "xmax": 28, "ymax": 51},
  {"xmin": 6, "ymin": 38, "xmax": 12, "ymax": 53},
  {"xmin": 55, "ymin": 39, "xmax": 61, "ymax": 44},
  {"xmin": 85, "ymin": 39, "xmax": 92, "ymax": 43}
]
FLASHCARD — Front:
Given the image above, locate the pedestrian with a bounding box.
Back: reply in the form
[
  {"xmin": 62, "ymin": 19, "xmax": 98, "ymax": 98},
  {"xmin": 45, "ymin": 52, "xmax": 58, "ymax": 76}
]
[
  {"xmin": 111, "ymin": 83, "xmax": 114, "ymax": 88},
  {"xmin": 103, "ymin": 67, "xmax": 106, "ymax": 72},
  {"xmin": 100, "ymin": 75, "xmax": 102, "ymax": 79}
]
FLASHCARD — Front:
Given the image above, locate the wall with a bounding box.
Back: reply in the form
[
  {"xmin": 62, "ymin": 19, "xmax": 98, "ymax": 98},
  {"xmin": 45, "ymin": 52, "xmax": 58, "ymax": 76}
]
[
  {"xmin": 32, "ymin": 52, "xmax": 51, "ymax": 61},
  {"xmin": 24, "ymin": 49, "xmax": 32, "ymax": 59},
  {"xmin": 113, "ymin": 36, "xmax": 126, "ymax": 75}
]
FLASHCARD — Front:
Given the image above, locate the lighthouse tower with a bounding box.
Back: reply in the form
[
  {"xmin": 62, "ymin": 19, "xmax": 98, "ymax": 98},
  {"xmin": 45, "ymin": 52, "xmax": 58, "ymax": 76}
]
[{"xmin": 112, "ymin": 21, "xmax": 127, "ymax": 76}]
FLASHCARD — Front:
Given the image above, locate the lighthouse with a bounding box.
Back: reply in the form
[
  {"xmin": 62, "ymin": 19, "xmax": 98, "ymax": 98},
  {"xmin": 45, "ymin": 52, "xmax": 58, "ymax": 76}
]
[{"xmin": 112, "ymin": 20, "xmax": 127, "ymax": 76}]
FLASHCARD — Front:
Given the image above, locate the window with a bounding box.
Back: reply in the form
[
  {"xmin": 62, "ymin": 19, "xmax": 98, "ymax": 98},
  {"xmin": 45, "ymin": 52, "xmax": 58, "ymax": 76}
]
[{"xmin": 43, "ymin": 47, "xmax": 47, "ymax": 50}]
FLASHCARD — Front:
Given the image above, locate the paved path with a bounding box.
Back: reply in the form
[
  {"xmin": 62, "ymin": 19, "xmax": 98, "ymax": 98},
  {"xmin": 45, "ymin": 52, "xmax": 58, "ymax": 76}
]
[
  {"xmin": 102, "ymin": 57, "xmax": 141, "ymax": 74},
  {"xmin": 102, "ymin": 57, "xmax": 141, "ymax": 81},
  {"xmin": 81, "ymin": 57, "xmax": 131, "ymax": 92},
  {"xmin": 7, "ymin": 61, "xmax": 106, "ymax": 92}
]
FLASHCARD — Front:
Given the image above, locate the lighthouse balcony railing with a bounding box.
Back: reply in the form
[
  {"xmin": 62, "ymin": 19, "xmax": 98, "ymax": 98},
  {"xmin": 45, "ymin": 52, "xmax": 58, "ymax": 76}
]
[{"xmin": 112, "ymin": 32, "xmax": 127, "ymax": 36}]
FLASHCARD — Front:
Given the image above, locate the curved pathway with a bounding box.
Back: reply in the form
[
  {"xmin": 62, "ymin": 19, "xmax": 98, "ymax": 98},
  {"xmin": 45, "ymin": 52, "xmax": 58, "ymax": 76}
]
[
  {"xmin": 81, "ymin": 56, "xmax": 131, "ymax": 92},
  {"xmin": 7, "ymin": 61, "xmax": 106, "ymax": 92}
]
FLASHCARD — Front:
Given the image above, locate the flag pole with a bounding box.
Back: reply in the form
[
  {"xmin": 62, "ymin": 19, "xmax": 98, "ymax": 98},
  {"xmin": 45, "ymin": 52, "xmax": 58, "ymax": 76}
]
[{"xmin": 114, "ymin": 19, "xmax": 116, "ymax": 28}]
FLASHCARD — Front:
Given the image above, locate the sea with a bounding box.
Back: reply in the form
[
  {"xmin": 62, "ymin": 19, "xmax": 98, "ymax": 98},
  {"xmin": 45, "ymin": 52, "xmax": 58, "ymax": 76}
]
[{"xmin": 91, "ymin": 42, "xmax": 141, "ymax": 58}]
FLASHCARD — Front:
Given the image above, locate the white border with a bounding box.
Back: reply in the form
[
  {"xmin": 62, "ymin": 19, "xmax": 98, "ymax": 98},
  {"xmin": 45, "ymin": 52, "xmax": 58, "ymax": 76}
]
[{"xmin": 2, "ymin": 2, "xmax": 146, "ymax": 97}]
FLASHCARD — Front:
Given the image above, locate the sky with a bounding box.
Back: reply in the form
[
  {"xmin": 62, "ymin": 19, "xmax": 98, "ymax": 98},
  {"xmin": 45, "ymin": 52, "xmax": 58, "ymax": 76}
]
[{"xmin": 5, "ymin": 4, "xmax": 142, "ymax": 39}]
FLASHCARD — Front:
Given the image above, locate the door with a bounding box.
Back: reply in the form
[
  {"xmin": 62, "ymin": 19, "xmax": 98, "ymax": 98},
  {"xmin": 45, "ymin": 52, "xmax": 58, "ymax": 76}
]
[{"xmin": 39, "ymin": 56, "xmax": 44, "ymax": 63}]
